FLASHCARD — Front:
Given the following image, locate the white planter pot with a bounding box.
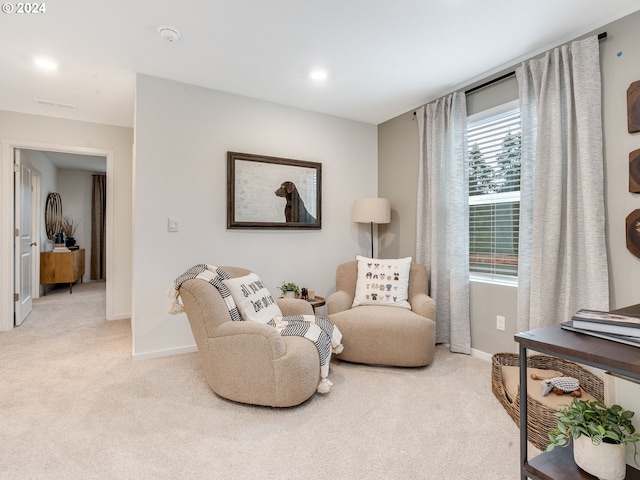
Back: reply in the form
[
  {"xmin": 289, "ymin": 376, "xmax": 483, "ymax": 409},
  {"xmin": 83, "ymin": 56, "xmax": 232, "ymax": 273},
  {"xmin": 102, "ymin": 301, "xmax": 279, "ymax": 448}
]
[
  {"xmin": 283, "ymin": 291, "xmax": 296, "ymax": 299},
  {"xmin": 573, "ymin": 435, "xmax": 626, "ymax": 480}
]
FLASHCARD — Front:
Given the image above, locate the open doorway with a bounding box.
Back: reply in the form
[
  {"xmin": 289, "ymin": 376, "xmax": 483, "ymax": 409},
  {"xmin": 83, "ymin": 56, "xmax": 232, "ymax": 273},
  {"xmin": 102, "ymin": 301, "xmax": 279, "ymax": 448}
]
[
  {"xmin": 3, "ymin": 140, "xmax": 116, "ymax": 331},
  {"xmin": 25, "ymin": 148, "xmax": 106, "ymax": 293}
]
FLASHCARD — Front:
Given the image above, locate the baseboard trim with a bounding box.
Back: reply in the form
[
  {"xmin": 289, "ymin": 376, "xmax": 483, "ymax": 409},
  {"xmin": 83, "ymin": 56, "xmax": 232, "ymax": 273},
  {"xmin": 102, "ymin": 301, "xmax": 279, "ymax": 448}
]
[
  {"xmin": 107, "ymin": 314, "xmax": 131, "ymax": 321},
  {"xmin": 132, "ymin": 345, "xmax": 197, "ymax": 361},
  {"xmin": 132, "ymin": 344, "xmax": 492, "ymax": 363},
  {"xmin": 471, "ymin": 348, "xmax": 492, "ymax": 362}
]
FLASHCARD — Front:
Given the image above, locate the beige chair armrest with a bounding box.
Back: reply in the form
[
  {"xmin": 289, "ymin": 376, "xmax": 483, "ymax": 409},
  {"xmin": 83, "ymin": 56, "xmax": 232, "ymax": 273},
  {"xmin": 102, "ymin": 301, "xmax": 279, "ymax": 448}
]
[
  {"xmin": 327, "ymin": 290, "xmax": 353, "ymax": 315},
  {"xmin": 410, "ymin": 293, "xmax": 436, "ymax": 321},
  {"xmin": 276, "ymin": 298, "xmax": 314, "ymax": 316},
  {"xmin": 214, "ymin": 320, "xmax": 286, "ymax": 359}
]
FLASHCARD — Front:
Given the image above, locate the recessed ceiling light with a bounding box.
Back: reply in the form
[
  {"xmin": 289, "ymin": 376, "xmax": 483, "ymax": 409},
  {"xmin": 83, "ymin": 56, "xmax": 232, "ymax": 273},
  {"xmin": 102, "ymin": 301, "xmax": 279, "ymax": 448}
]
[
  {"xmin": 310, "ymin": 70, "xmax": 328, "ymax": 81},
  {"xmin": 34, "ymin": 57, "xmax": 58, "ymax": 70}
]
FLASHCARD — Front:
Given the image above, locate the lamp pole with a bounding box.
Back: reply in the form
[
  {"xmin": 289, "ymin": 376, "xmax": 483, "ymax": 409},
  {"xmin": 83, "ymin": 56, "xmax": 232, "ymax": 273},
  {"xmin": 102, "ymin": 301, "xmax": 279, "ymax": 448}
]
[{"xmin": 369, "ymin": 222, "xmax": 374, "ymax": 258}]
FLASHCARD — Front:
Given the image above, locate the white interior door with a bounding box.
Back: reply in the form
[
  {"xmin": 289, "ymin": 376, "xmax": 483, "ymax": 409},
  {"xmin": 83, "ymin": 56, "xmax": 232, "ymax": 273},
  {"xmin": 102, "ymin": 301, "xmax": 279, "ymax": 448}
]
[
  {"xmin": 14, "ymin": 149, "xmax": 34, "ymax": 325},
  {"xmin": 31, "ymin": 172, "xmax": 41, "ymax": 299}
]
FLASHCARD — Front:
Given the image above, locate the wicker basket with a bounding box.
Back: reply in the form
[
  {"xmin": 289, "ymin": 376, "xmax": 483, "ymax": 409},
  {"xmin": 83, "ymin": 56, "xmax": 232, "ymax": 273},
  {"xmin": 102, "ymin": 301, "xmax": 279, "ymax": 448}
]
[{"xmin": 491, "ymin": 352, "xmax": 604, "ymax": 450}]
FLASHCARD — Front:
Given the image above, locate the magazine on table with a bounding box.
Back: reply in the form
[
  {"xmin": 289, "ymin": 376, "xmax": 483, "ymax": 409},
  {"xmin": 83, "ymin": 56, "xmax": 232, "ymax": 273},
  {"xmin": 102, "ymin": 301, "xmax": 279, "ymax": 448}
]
[
  {"xmin": 571, "ymin": 309, "xmax": 640, "ymax": 338},
  {"xmin": 561, "ymin": 321, "xmax": 640, "ymax": 348}
]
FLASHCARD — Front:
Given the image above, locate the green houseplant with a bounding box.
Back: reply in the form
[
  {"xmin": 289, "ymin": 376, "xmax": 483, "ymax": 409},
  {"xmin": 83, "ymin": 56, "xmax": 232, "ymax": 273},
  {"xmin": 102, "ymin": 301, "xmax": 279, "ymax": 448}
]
[
  {"xmin": 279, "ymin": 282, "xmax": 300, "ymax": 298},
  {"xmin": 547, "ymin": 398, "xmax": 640, "ymax": 479}
]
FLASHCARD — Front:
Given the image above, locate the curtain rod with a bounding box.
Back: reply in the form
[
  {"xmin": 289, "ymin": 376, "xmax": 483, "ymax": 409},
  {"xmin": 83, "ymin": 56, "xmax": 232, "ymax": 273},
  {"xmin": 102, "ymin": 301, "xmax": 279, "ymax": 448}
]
[
  {"xmin": 465, "ymin": 31, "xmax": 607, "ymax": 95},
  {"xmin": 413, "ymin": 31, "xmax": 607, "ymax": 114}
]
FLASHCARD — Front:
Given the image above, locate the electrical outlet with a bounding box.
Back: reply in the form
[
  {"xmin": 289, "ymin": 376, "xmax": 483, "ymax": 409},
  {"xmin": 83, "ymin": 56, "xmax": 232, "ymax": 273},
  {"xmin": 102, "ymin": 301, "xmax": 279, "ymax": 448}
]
[{"xmin": 496, "ymin": 315, "xmax": 506, "ymax": 331}]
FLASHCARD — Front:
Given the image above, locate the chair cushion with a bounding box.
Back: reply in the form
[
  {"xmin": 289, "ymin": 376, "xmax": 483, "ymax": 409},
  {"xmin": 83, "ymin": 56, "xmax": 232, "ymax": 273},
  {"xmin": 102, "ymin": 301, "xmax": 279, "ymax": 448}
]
[
  {"xmin": 329, "ymin": 305, "xmax": 435, "ymax": 366},
  {"xmin": 222, "ymin": 272, "xmax": 282, "ymax": 323},
  {"xmin": 352, "ymin": 255, "xmax": 411, "ymax": 309}
]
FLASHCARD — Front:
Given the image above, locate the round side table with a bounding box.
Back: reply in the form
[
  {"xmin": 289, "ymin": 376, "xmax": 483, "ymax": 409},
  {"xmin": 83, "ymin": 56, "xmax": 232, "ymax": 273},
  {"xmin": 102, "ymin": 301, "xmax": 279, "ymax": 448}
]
[{"xmin": 308, "ymin": 296, "xmax": 325, "ymax": 313}]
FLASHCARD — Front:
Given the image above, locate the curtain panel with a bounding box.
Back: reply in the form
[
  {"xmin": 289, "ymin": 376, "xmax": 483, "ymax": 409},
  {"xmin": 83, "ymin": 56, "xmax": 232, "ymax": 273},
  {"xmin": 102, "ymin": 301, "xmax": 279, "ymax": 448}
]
[
  {"xmin": 416, "ymin": 92, "xmax": 471, "ymax": 353},
  {"xmin": 516, "ymin": 35, "xmax": 609, "ymax": 332},
  {"xmin": 91, "ymin": 174, "xmax": 106, "ymax": 281}
]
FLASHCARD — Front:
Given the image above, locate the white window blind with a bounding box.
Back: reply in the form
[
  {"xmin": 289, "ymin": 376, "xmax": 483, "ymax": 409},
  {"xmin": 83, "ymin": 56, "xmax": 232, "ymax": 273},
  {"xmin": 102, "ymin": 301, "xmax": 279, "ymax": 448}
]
[{"xmin": 468, "ymin": 105, "xmax": 521, "ymax": 279}]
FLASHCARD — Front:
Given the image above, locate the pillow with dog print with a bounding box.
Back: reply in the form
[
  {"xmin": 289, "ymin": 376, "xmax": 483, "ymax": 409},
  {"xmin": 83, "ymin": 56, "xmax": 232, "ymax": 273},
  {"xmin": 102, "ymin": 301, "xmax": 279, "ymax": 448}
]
[
  {"xmin": 352, "ymin": 255, "xmax": 412, "ymax": 309},
  {"xmin": 222, "ymin": 273, "xmax": 283, "ymax": 323}
]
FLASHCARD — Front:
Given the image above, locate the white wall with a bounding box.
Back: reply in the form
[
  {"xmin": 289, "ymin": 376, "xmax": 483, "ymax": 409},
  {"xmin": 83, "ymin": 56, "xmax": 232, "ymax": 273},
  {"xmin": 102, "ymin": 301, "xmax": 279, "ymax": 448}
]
[
  {"xmin": 58, "ymin": 169, "xmax": 97, "ymax": 282},
  {"xmin": 0, "ymin": 110, "xmax": 133, "ymax": 327},
  {"xmin": 133, "ymin": 74, "xmax": 378, "ymax": 358},
  {"xmin": 21, "ymin": 149, "xmax": 57, "ymax": 253},
  {"xmin": 600, "ymin": 12, "xmax": 640, "ymax": 309}
]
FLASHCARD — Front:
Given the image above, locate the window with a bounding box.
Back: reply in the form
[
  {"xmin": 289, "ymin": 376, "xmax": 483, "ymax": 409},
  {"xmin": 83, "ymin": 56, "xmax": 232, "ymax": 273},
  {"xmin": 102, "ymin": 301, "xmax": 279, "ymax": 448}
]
[{"xmin": 468, "ymin": 101, "xmax": 521, "ymax": 281}]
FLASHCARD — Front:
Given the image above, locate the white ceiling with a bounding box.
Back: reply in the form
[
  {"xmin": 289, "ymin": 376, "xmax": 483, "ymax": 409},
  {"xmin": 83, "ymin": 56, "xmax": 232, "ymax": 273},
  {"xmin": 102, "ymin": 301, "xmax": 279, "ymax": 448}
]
[
  {"xmin": 37, "ymin": 151, "xmax": 106, "ymax": 173},
  {"xmin": 1, "ymin": 0, "xmax": 639, "ymax": 128}
]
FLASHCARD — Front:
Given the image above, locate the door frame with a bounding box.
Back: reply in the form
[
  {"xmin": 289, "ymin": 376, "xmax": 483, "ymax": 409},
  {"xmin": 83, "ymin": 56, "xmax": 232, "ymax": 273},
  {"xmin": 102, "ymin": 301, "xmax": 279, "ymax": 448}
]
[
  {"xmin": 1, "ymin": 139, "xmax": 115, "ymax": 331},
  {"xmin": 31, "ymin": 170, "xmax": 41, "ymax": 300}
]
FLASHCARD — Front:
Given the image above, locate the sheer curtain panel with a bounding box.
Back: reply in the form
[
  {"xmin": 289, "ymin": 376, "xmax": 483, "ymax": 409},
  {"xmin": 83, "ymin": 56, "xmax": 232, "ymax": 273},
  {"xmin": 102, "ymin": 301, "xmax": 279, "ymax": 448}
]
[
  {"xmin": 416, "ymin": 92, "xmax": 471, "ymax": 353},
  {"xmin": 516, "ymin": 35, "xmax": 609, "ymax": 332}
]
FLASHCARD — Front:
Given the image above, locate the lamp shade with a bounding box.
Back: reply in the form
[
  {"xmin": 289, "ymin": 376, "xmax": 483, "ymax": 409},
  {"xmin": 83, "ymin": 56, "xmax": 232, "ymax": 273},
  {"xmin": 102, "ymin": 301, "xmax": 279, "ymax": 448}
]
[{"xmin": 352, "ymin": 198, "xmax": 391, "ymax": 224}]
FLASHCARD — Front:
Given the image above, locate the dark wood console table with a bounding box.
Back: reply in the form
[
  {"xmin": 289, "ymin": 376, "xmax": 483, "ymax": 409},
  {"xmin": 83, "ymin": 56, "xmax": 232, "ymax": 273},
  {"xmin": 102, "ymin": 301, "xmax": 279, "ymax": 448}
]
[{"xmin": 514, "ymin": 304, "xmax": 640, "ymax": 480}]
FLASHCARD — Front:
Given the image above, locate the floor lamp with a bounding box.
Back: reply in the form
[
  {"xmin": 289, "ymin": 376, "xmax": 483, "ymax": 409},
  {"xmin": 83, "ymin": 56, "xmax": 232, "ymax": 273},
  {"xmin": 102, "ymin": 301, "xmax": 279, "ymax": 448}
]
[{"xmin": 352, "ymin": 198, "xmax": 391, "ymax": 258}]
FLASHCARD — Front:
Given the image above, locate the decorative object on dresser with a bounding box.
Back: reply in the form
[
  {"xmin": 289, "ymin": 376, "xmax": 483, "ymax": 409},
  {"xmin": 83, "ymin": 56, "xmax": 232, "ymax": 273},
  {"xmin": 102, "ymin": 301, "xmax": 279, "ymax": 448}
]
[
  {"xmin": 61, "ymin": 215, "xmax": 79, "ymax": 247},
  {"xmin": 44, "ymin": 192, "xmax": 62, "ymax": 241}
]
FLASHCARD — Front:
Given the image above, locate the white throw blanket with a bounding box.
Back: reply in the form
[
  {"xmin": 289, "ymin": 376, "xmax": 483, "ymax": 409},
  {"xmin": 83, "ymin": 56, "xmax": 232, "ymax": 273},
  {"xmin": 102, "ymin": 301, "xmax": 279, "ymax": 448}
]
[{"xmin": 167, "ymin": 264, "xmax": 342, "ymax": 393}]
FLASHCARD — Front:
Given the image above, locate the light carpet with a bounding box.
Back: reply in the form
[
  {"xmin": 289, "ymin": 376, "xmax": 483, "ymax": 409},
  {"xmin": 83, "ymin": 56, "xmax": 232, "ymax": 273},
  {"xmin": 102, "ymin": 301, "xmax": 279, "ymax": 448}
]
[{"xmin": 0, "ymin": 282, "xmax": 535, "ymax": 479}]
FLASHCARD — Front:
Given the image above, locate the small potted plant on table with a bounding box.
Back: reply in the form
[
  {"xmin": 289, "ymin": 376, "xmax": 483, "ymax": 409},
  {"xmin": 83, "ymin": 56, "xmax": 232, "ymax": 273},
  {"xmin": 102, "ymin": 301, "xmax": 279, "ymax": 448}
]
[
  {"xmin": 279, "ymin": 282, "xmax": 299, "ymax": 299},
  {"xmin": 547, "ymin": 398, "xmax": 640, "ymax": 480}
]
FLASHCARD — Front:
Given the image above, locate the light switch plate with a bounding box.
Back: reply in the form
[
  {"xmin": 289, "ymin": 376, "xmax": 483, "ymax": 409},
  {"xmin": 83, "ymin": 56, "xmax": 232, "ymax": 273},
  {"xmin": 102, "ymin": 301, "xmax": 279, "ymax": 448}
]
[{"xmin": 168, "ymin": 217, "xmax": 179, "ymax": 232}]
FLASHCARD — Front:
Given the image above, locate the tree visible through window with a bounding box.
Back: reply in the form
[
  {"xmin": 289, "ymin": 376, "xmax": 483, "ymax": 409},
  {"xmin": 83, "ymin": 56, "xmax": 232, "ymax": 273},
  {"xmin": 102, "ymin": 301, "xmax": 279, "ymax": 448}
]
[{"xmin": 468, "ymin": 104, "xmax": 521, "ymax": 279}]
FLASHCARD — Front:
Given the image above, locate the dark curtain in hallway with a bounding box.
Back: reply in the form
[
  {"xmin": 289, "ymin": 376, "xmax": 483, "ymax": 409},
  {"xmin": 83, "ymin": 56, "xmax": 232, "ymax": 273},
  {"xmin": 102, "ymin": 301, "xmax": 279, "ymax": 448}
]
[{"xmin": 91, "ymin": 174, "xmax": 106, "ymax": 280}]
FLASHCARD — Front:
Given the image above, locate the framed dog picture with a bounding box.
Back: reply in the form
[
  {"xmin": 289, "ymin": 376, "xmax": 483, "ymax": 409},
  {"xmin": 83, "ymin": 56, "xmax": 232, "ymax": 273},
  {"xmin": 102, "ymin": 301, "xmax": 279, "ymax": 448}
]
[{"xmin": 227, "ymin": 151, "xmax": 322, "ymax": 229}]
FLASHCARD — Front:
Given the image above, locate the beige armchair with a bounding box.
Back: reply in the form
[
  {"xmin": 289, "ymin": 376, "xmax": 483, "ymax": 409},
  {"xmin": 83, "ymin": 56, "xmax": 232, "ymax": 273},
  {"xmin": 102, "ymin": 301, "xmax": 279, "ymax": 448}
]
[
  {"xmin": 178, "ymin": 266, "xmax": 321, "ymax": 407},
  {"xmin": 327, "ymin": 261, "xmax": 436, "ymax": 367}
]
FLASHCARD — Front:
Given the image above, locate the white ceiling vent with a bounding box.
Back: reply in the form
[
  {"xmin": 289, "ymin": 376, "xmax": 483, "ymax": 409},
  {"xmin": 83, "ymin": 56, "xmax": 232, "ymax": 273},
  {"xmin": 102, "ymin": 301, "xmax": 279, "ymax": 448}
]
[{"xmin": 33, "ymin": 98, "xmax": 76, "ymax": 109}]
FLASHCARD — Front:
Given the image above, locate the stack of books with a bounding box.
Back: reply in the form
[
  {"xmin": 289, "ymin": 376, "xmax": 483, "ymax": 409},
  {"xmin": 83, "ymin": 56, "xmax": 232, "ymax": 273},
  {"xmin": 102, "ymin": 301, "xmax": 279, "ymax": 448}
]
[{"xmin": 561, "ymin": 309, "xmax": 640, "ymax": 347}]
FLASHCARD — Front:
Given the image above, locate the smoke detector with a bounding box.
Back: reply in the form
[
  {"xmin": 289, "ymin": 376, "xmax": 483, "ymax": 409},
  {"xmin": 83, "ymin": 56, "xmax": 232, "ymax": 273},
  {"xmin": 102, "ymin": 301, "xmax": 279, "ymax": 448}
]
[{"xmin": 159, "ymin": 26, "xmax": 180, "ymax": 42}]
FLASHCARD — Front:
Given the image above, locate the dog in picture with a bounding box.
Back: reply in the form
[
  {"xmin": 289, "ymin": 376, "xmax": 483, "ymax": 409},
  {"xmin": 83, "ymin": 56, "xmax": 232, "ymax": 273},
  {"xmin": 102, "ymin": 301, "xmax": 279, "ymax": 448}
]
[{"xmin": 274, "ymin": 181, "xmax": 316, "ymax": 223}]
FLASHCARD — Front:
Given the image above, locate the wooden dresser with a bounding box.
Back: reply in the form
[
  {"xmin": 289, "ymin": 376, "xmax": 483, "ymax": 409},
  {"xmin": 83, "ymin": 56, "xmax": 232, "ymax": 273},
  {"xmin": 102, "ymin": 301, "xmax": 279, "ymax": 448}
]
[{"xmin": 40, "ymin": 248, "xmax": 85, "ymax": 294}]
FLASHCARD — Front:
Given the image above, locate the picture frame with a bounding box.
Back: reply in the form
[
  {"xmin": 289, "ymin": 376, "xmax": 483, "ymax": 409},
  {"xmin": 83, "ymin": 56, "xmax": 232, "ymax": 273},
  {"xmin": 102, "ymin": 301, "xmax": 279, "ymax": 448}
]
[{"xmin": 227, "ymin": 151, "xmax": 322, "ymax": 229}]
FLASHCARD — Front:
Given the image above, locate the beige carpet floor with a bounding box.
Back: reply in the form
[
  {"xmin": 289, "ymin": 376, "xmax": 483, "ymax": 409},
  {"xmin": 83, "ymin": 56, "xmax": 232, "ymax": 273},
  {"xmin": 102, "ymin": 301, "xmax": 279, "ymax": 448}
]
[{"xmin": 0, "ymin": 282, "xmax": 535, "ymax": 479}]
